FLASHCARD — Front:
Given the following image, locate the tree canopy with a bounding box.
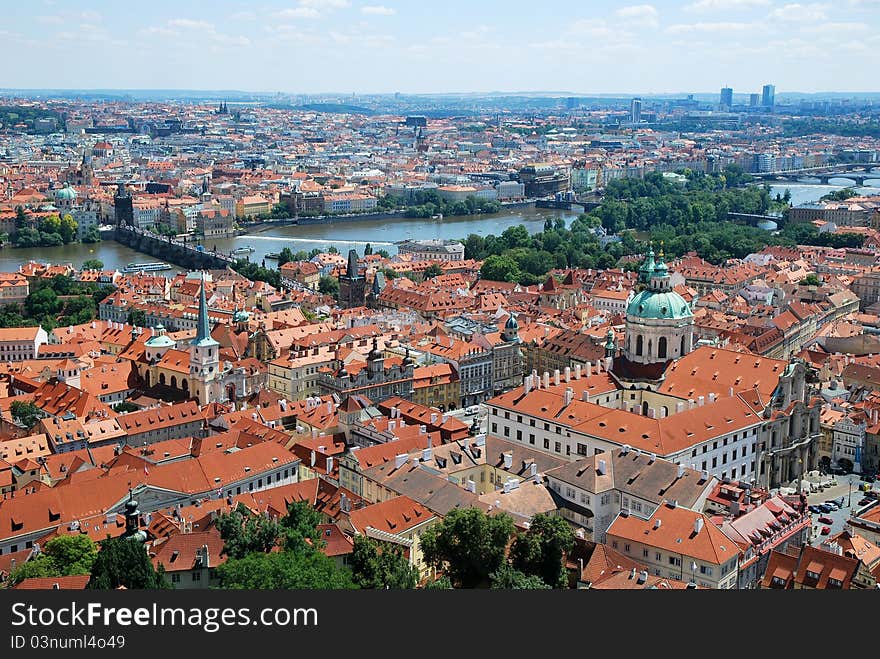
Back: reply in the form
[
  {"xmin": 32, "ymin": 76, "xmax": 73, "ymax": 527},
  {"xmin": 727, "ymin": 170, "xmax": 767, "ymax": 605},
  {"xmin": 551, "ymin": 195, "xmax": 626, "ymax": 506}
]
[
  {"xmin": 87, "ymin": 537, "xmax": 170, "ymax": 590},
  {"xmin": 7, "ymin": 535, "xmax": 98, "ymax": 586},
  {"xmin": 420, "ymin": 508, "xmax": 515, "ymax": 588},
  {"xmin": 349, "ymin": 535, "xmax": 419, "ymax": 589},
  {"xmin": 509, "ymin": 513, "xmax": 575, "ymax": 588}
]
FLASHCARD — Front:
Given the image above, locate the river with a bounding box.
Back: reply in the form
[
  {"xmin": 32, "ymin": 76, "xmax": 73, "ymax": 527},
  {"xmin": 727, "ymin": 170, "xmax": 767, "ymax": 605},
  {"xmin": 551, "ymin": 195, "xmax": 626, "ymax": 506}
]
[{"xmin": 0, "ymin": 206, "xmax": 580, "ymax": 273}]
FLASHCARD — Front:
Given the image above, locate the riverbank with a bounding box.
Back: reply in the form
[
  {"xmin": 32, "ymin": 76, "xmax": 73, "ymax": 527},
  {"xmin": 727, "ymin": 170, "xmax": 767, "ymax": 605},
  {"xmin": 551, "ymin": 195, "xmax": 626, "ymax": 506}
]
[{"xmin": 240, "ymin": 200, "xmax": 540, "ymax": 234}]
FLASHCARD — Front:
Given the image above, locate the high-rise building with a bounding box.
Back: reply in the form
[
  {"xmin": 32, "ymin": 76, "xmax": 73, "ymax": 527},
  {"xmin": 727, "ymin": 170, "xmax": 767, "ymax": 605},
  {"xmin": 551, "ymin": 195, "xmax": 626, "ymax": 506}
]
[
  {"xmin": 749, "ymin": 93, "xmax": 760, "ymax": 107},
  {"xmin": 720, "ymin": 87, "xmax": 733, "ymax": 110},
  {"xmin": 630, "ymin": 98, "xmax": 642, "ymax": 124},
  {"xmin": 762, "ymin": 84, "xmax": 775, "ymax": 108}
]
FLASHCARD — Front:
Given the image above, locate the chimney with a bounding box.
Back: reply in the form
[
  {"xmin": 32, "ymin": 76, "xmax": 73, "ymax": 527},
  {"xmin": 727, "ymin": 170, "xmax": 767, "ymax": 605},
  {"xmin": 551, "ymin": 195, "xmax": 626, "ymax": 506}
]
[
  {"xmin": 524, "ymin": 375, "xmax": 533, "ymax": 393},
  {"xmin": 564, "ymin": 387, "xmax": 574, "ymax": 406},
  {"xmin": 597, "ymin": 459, "xmax": 607, "ymax": 475},
  {"xmin": 654, "ymin": 518, "xmax": 662, "ymax": 529},
  {"xmin": 689, "ymin": 399, "xmax": 696, "ymax": 410},
  {"xmin": 637, "ymin": 570, "xmax": 648, "ymax": 584},
  {"xmin": 389, "ymin": 420, "xmax": 396, "ymax": 431},
  {"xmin": 465, "ymin": 478, "xmax": 476, "ymax": 493},
  {"xmin": 697, "ymin": 395, "xmax": 705, "ymax": 407},
  {"xmin": 422, "ymin": 447, "xmax": 432, "ymax": 462},
  {"xmin": 585, "ymin": 361, "xmax": 592, "ymax": 377},
  {"xmin": 310, "ymin": 450, "xmax": 316, "ymax": 467},
  {"xmin": 326, "ymin": 456, "xmax": 333, "ymax": 474},
  {"xmin": 564, "ymin": 366, "xmax": 571, "ymax": 383},
  {"xmin": 678, "ymin": 463, "xmax": 685, "ymax": 478},
  {"xmin": 399, "ymin": 418, "xmax": 406, "ymax": 429},
  {"xmin": 630, "ymin": 567, "xmax": 637, "ymax": 579},
  {"xmin": 340, "ymin": 493, "xmax": 350, "ymax": 513},
  {"xmin": 647, "ymin": 408, "xmax": 656, "ymax": 418},
  {"xmin": 694, "ymin": 517, "xmax": 704, "ymax": 534},
  {"xmin": 462, "ymin": 437, "xmax": 470, "ymax": 450},
  {"xmin": 394, "ymin": 453, "xmax": 407, "ymax": 469},
  {"xmin": 543, "ymin": 371, "xmax": 550, "ymax": 389},
  {"xmin": 700, "ymin": 469, "xmax": 709, "ymax": 482},
  {"xmin": 676, "ymin": 402, "xmax": 685, "ymax": 414},
  {"xmin": 530, "ymin": 462, "xmax": 538, "ymax": 477},
  {"xmin": 430, "ymin": 412, "xmax": 438, "ymax": 425},
  {"xmin": 419, "ymin": 425, "xmax": 426, "ymax": 434},
  {"xmin": 648, "ymin": 452, "xmax": 656, "ymax": 464},
  {"xmin": 503, "ymin": 452, "xmax": 513, "ymax": 469},
  {"xmin": 621, "ymin": 444, "xmax": 631, "ymax": 455},
  {"xmin": 728, "ymin": 386, "xmax": 734, "ymax": 397},
  {"xmin": 574, "ymin": 364, "xmax": 582, "ymax": 380},
  {"xmin": 326, "ymin": 401, "xmax": 333, "ymax": 415}
]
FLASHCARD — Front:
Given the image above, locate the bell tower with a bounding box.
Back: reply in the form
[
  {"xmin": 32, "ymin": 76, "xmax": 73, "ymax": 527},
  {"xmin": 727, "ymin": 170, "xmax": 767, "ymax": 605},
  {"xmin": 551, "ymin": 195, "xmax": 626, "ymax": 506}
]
[{"xmin": 189, "ymin": 274, "xmax": 220, "ymax": 405}]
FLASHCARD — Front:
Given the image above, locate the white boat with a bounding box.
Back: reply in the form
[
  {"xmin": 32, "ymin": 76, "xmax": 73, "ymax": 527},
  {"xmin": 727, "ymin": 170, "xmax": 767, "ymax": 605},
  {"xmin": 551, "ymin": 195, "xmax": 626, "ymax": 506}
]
[
  {"xmin": 232, "ymin": 245, "xmax": 255, "ymax": 254},
  {"xmin": 122, "ymin": 262, "xmax": 172, "ymax": 273}
]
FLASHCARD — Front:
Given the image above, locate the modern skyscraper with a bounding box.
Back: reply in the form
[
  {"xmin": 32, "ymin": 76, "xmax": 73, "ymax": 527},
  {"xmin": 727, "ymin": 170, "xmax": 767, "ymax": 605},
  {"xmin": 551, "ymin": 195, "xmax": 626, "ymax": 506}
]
[
  {"xmin": 630, "ymin": 98, "xmax": 642, "ymax": 124},
  {"xmin": 749, "ymin": 93, "xmax": 760, "ymax": 107},
  {"xmin": 762, "ymin": 84, "xmax": 775, "ymax": 108},
  {"xmin": 720, "ymin": 87, "xmax": 733, "ymax": 110}
]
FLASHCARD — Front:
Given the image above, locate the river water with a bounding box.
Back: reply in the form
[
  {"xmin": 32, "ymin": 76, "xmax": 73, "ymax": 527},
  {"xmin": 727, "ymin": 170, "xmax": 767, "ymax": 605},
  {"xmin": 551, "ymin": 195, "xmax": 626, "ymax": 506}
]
[
  {"xmin": 0, "ymin": 206, "xmax": 578, "ymax": 273},
  {"xmin": 5, "ymin": 175, "xmax": 880, "ymax": 274}
]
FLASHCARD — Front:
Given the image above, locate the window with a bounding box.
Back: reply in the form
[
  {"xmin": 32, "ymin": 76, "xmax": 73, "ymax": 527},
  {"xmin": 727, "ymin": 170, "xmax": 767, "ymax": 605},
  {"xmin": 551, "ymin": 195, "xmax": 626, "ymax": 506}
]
[
  {"xmin": 643, "ymin": 548, "xmax": 649, "ymax": 558},
  {"xmin": 700, "ymin": 565, "xmax": 713, "ymax": 576},
  {"xmin": 192, "ymin": 571, "xmax": 201, "ymax": 581},
  {"xmin": 504, "ymin": 412, "xmax": 510, "ymax": 420},
  {"xmin": 544, "ymin": 423, "xmax": 550, "ymax": 431},
  {"xmin": 516, "ymin": 430, "xmax": 522, "ymax": 441},
  {"xmin": 171, "ymin": 574, "xmax": 181, "ymax": 583},
  {"xmin": 624, "ymin": 544, "xmax": 630, "ymax": 553},
  {"xmin": 722, "ymin": 453, "xmax": 727, "ymax": 465},
  {"xmin": 491, "ymin": 423, "xmax": 497, "ymax": 433},
  {"xmin": 655, "ymin": 552, "xmax": 661, "ymax": 561},
  {"xmin": 732, "ymin": 449, "xmax": 737, "ymax": 460},
  {"xmin": 554, "ymin": 442, "xmax": 561, "ymax": 453},
  {"xmin": 612, "ymin": 541, "xmax": 618, "ymax": 549},
  {"xmin": 668, "ymin": 556, "xmax": 681, "ymax": 566},
  {"xmin": 577, "ymin": 443, "xmax": 588, "ymax": 456},
  {"xmin": 503, "ymin": 426, "xmax": 510, "ymax": 437},
  {"xmin": 600, "ymin": 494, "xmax": 611, "ymax": 505},
  {"xmin": 529, "ymin": 434, "xmax": 535, "ymax": 445},
  {"xmin": 692, "ymin": 449, "xmax": 697, "ymax": 458},
  {"xmin": 713, "ymin": 441, "xmax": 718, "ymax": 450},
  {"xmin": 712, "ymin": 457, "xmax": 717, "ymax": 468},
  {"xmin": 530, "ymin": 419, "xmax": 536, "ymax": 427},
  {"xmin": 580, "ymin": 493, "xmax": 590, "ymax": 505},
  {"xmin": 517, "ymin": 415, "xmax": 522, "ymax": 423},
  {"xmin": 544, "ymin": 439, "xmax": 550, "ymax": 449}
]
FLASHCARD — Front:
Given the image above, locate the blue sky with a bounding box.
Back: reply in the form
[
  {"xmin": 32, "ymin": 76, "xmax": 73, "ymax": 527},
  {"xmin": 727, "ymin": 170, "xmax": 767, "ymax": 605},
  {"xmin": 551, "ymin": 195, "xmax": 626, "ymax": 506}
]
[{"xmin": 2, "ymin": 0, "xmax": 878, "ymax": 94}]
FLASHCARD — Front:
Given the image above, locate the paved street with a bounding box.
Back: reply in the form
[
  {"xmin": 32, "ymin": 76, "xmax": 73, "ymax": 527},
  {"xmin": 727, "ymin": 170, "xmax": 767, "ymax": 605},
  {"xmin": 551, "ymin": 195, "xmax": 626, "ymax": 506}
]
[{"xmin": 804, "ymin": 474, "xmax": 878, "ymax": 545}]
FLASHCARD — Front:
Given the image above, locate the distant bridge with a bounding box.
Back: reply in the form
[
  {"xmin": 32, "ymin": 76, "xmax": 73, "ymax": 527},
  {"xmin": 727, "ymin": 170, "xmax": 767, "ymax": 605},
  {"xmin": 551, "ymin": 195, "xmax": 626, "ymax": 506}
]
[{"xmin": 752, "ymin": 163, "xmax": 880, "ymax": 186}]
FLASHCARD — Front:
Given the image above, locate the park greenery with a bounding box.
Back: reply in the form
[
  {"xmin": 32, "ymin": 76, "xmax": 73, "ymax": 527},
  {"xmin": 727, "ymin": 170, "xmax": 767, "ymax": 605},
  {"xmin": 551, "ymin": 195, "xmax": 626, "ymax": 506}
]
[
  {"xmin": 12, "ymin": 211, "xmax": 79, "ymax": 247},
  {"xmin": 0, "ymin": 106, "xmax": 65, "ymax": 132},
  {"xmin": 783, "ymin": 118, "xmax": 880, "ymax": 139},
  {"xmin": 820, "ymin": 187, "xmax": 861, "ymax": 202},
  {"xmin": 10, "ymin": 401, "xmax": 43, "ymax": 429},
  {"xmin": 0, "ymin": 274, "xmax": 113, "ymax": 330},
  {"xmin": 464, "ymin": 166, "xmax": 870, "ymax": 284},
  {"xmin": 379, "ymin": 190, "xmax": 503, "ymax": 218}
]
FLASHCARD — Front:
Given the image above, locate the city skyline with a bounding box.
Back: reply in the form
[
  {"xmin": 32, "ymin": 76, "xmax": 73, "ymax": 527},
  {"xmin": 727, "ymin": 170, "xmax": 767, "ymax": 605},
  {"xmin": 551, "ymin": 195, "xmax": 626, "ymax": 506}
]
[{"xmin": 2, "ymin": 0, "xmax": 879, "ymax": 94}]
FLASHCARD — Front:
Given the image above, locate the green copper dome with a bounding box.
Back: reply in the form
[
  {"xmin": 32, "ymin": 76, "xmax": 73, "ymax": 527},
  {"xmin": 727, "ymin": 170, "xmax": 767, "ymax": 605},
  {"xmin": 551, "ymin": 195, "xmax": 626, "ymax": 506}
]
[
  {"xmin": 627, "ymin": 289, "xmax": 692, "ymax": 320},
  {"xmin": 145, "ymin": 324, "xmax": 176, "ymax": 348},
  {"xmin": 55, "ymin": 185, "xmax": 77, "ymax": 201}
]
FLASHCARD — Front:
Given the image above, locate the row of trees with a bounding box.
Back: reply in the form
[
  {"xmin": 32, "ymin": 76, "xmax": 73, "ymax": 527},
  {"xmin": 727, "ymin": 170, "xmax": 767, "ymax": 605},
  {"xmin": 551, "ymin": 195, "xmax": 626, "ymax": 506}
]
[
  {"xmin": 12, "ymin": 211, "xmax": 79, "ymax": 247},
  {"xmin": 379, "ymin": 191, "xmax": 503, "ymax": 218}
]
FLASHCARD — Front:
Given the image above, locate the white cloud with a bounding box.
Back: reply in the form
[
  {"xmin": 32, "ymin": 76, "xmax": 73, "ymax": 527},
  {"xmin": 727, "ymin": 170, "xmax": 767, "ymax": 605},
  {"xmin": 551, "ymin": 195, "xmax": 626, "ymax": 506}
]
[
  {"xmin": 361, "ymin": 5, "xmax": 395, "ymax": 15},
  {"xmin": 229, "ymin": 10, "xmax": 257, "ymax": 21},
  {"xmin": 666, "ymin": 21, "xmax": 758, "ymax": 33},
  {"xmin": 615, "ymin": 4, "xmax": 659, "ymax": 27},
  {"xmin": 685, "ymin": 0, "xmax": 770, "ymax": 11},
  {"xmin": 800, "ymin": 21, "xmax": 870, "ymax": 34},
  {"xmin": 276, "ymin": 7, "xmax": 321, "ymax": 18},
  {"xmin": 299, "ymin": 0, "xmax": 351, "ymax": 7},
  {"xmin": 769, "ymin": 3, "xmax": 829, "ymax": 22},
  {"xmin": 37, "ymin": 15, "xmax": 63, "ymax": 24},
  {"xmin": 79, "ymin": 10, "xmax": 101, "ymax": 22},
  {"xmin": 167, "ymin": 18, "xmax": 214, "ymax": 30}
]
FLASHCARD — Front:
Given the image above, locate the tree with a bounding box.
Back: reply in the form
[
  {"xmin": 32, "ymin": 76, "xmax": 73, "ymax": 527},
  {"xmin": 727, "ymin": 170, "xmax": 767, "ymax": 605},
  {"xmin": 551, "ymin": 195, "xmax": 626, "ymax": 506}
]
[
  {"xmin": 376, "ymin": 249, "xmax": 390, "ymax": 259},
  {"xmin": 10, "ymin": 400, "xmax": 41, "ymax": 428},
  {"xmin": 509, "ymin": 513, "xmax": 575, "ymax": 588},
  {"xmin": 126, "ymin": 309, "xmax": 147, "ymax": 327},
  {"xmin": 424, "ymin": 575, "xmax": 453, "ymax": 589},
  {"xmin": 82, "ymin": 258, "xmax": 104, "ymax": 271},
  {"xmin": 422, "ymin": 263, "xmax": 443, "ymax": 279},
  {"xmin": 14, "ymin": 206, "xmax": 27, "ymax": 229},
  {"xmin": 82, "ymin": 226, "xmax": 101, "ymax": 244},
  {"xmin": 480, "ymin": 255, "xmax": 521, "ymax": 283},
  {"xmin": 216, "ymin": 549, "xmax": 357, "ymax": 589},
  {"xmin": 87, "ymin": 537, "xmax": 170, "ymax": 590},
  {"xmin": 328, "ymin": 245, "xmax": 339, "ymax": 254},
  {"xmin": 318, "ymin": 275, "xmax": 339, "ymax": 297},
  {"xmin": 799, "ymin": 274, "xmax": 821, "ymax": 287},
  {"xmin": 277, "ymin": 247, "xmax": 295, "ymax": 267},
  {"xmin": 489, "ymin": 564, "xmax": 551, "ymax": 590},
  {"xmin": 420, "ymin": 508, "xmax": 515, "ymax": 588},
  {"xmin": 8, "ymin": 535, "xmax": 98, "ymax": 585},
  {"xmin": 364, "ymin": 243, "xmax": 373, "ymax": 255},
  {"xmin": 215, "ymin": 502, "xmax": 281, "ymax": 559},
  {"xmin": 59, "ymin": 213, "xmax": 78, "ymax": 243},
  {"xmin": 350, "ymin": 536, "xmax": 419, "ymax": 589},
  {"xmin": 112, "ymin": 402, "xmax": 140, "ymax": 413},
  {"xmin": 279, "ymin": 500, "xmax": 324, "ymax": 553}
]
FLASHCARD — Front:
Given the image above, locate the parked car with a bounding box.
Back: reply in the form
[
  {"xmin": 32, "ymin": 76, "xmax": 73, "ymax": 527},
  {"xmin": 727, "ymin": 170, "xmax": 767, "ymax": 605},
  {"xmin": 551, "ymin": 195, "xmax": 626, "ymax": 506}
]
[
  {"xmin": 858, "ymin": 498, "xmax": 872, "ymax": 506},
  {"xmin": 823, "ymin": 502, "xmax": 839, "ymax": 511},
  {"xmin": 861, "ymin": 474, "xmax": 876, "ymax": 484},
  {"xmin": 818, "ymin": 504, "xmax": 833, "ymax": 513},
  {"xmin": 832, "ymin": 497, "xmax": 846, "ymax": 508},
  {"xmin": 820, "ymin": 526, "xmax": 831, "ymax": 535},
  {"xmin": 818, "ymin": 516, "xmax": 834, "ymax": 525},
  {"xmin": 809, "ymin": 505, "xmax": 822, "ymax": 514},
  {"xmin": 465, "ymin": 406, "xmax": 480, "ymax": 415}
]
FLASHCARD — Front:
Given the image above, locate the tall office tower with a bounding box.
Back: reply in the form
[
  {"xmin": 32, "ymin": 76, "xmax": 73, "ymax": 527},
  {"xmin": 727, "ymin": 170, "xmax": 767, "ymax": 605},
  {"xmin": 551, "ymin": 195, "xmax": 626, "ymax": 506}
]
[
  {"xmin": 762, "ymin": 84, "xmax": 775, "ymax": 108},
  {"xmin": 720, "ymin": 87, "xmax": 733, "ymax": 110},
  {"xmin": 750, "ymin": 93, "xmax": 760, "ymax": 107},
  {"xmin": 630, "ymin": 97, "xmax": 642, "ymax": 124}
]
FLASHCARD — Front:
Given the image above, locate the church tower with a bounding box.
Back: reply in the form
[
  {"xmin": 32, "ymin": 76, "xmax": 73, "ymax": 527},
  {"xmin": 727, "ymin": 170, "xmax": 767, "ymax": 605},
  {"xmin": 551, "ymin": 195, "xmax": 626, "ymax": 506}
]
[
  {"xmin": 189, "ymin": 274, "xmax": 220, "ymax": 405},
  {"xmin": 501, "ymin": 311, "xmax": 520, "ymax": 343},
  {"xmin": 623, "ymin": 245, "xmax": 694, "ymax": 367}
]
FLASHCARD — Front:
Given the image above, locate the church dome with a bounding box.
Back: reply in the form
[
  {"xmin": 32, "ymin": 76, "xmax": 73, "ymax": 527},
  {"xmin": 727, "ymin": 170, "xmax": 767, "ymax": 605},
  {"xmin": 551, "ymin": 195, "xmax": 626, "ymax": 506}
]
[
  {"xmin": 627, "ymin": 289, "xmax": 692, "ymax": 320},
  {"xmin": 232, "ymin": 309, "xmax": 250, "ymax": 324},
  {"xmin": 504, "ymin": 313, "xmax": 519, "ymax": 330},
  {"xmin": 145, "ymin": 324, "xmax": 176, "ymax": 348},
  {"xmin": 55, "ymin": 185, "xmax": 77, "ymax": 201}
]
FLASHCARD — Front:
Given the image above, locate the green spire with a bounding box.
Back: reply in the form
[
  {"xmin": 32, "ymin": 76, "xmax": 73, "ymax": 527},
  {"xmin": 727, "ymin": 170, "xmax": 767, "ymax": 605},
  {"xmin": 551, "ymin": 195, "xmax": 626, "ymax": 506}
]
[
  {"xmin": 638, "ymin": 244, "xmax": 656, "ymax": 284},
  {"xmin": 195, "ymin": 274, "xmax": 212, "ymax": 343}
]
